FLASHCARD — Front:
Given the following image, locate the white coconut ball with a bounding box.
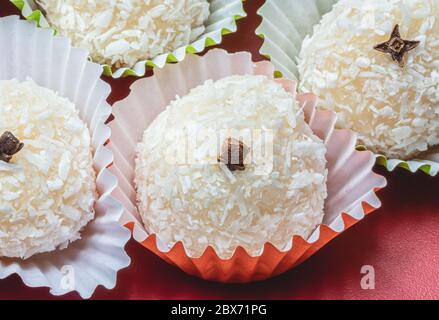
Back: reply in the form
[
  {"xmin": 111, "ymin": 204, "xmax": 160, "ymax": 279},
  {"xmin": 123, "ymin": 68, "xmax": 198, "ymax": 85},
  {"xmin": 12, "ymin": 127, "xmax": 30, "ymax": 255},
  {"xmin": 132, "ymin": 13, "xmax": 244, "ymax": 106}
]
[
  {"xmin": 0, "ymin": 80, "xmax": 96, "ymax": 259},
  {"xmin": 299, "ymin": 0, "xmax": 439, "ymax": 160},
  {"xmin": 36, "ymin": 0, "xmax": 211, "ymax": 68},
  {"xmin": 135, "ymin": 75, "xmax": 328, "ymax": 259}
]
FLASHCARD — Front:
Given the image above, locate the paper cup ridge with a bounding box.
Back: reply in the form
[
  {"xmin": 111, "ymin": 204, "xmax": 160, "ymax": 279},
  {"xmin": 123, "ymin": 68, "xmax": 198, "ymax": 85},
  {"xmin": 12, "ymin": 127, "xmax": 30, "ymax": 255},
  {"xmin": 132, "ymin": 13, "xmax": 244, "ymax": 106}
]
[
  {"xmin": 256, "ymin": 0, "xmax": 439, "ymax": 176},
  {"xmin": 11, "ymin": 0, "xmax": 247, "ymax": 78},
  {"xmin": 0, "ymin": 16, "xmax": 131, "ymax": 299},
  {"xmin": 109, "ymin": 49, "xmax": 386, "ymax": 283}
]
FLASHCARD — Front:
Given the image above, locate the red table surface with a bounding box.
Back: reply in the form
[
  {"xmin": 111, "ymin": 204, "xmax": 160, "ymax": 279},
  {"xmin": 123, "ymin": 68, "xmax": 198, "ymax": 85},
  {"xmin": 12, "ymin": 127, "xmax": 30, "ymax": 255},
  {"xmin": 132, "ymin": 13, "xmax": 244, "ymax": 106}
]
[{"xmin": 1, "ymin": 0, "xmax": 439, "ymax": 300}]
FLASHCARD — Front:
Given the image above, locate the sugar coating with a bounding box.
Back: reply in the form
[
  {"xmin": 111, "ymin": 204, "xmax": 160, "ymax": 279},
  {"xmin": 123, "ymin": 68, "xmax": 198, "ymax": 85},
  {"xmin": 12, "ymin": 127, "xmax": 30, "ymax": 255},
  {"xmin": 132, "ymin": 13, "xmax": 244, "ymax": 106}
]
[
  {"xmin": 135, "ymin": 75, "xmax": 328, "ymax": 259},
  {"xmin": 36, "ymin": 0, "xmax": 210, "ymax": 68},
  {"xmin": 299, "ymin": 0, "xmax": 439, "ymax": 160},
  {"xmin": 0, "ymin": 80, "xmax": 96, "ymax": 259}
]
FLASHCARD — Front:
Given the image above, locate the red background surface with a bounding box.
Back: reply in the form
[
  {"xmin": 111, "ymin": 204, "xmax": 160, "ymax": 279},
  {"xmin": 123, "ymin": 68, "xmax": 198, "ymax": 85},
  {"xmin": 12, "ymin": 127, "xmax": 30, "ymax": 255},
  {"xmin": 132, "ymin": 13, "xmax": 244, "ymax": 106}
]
[{"xmin": 1, "ymin": 0, "xmax": 439, "ymax": 300}]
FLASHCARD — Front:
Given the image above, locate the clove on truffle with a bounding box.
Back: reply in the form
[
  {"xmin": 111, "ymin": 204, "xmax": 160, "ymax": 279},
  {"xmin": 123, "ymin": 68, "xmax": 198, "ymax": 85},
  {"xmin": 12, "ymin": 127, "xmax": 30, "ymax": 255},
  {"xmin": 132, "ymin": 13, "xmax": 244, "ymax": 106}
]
[
  {"xmin": 217, "ymin": 137, "xmax": 249, "ymax": 172},
  {"xmin": 0, "ymin": 131, "xmax": 24, "ymax": 163}
]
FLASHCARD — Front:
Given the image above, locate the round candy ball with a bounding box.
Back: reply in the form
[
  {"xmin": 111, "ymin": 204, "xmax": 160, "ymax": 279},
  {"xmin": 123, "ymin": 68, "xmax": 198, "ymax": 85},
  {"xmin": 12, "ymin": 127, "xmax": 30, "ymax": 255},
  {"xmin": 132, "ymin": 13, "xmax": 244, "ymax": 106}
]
[
  {"xmin": 0, "ymin": 80, "xmax": 96, "ymax": 259},
  {"xmin": 135, "ymin": 75, "xmax": 328, "ymax": 259},
  {"xmin": 299, "ymin": 0, "xmax": 439, "ymax": 159},
  {"xmin": 36, "ymin": 0, "xmax": 211, "ymax": 68}
]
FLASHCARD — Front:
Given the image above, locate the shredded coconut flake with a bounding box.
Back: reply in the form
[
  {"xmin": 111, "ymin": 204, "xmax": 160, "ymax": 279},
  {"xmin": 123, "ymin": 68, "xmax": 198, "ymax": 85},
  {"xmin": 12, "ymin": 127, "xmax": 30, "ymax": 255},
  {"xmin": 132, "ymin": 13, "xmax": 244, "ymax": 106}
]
[
  {"xmin": 135, "ymin": 75, "xmax": 328, "ymax": 259},
  {"xmin": 0, "ymin": 79, "xmax": 96, "ymax": 259},
  {"xmin": 36, "ymin": 0, "xmax": 211, "ymax": 68},
  {"xmin": 299, "ymin": 0, "xmax": 439, "ymax": 159}
]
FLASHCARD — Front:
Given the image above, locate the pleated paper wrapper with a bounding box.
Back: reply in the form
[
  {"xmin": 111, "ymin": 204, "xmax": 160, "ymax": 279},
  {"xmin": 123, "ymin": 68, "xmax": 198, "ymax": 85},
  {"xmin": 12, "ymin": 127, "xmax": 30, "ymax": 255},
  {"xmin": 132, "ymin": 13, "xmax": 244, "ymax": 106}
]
[
  {"xmin": 256, "ymin": 0, "xmax": 439, "ymax": 176},
  {"xmin": 109, "ymin": 49, "xmax": 387, "ymax": 283},
  {"xmin": 11, "ymin": 0, "xmax": 246, "ymax": 78},
  {"xmin": 0, "ymin": 16, "xmax": 131, "ymax": 298}
]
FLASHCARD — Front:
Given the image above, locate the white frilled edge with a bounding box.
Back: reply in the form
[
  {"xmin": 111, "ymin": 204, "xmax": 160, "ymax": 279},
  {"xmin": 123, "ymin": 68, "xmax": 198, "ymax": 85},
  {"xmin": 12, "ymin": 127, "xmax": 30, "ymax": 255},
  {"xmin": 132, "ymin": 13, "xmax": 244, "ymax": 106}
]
[
  {"xmin": 0, "ymin": 16, "xmax": 131, "ymax": 299},
  {"xmin": 108, "ymin": 49, "xmax": 387, "ymax": 282}
]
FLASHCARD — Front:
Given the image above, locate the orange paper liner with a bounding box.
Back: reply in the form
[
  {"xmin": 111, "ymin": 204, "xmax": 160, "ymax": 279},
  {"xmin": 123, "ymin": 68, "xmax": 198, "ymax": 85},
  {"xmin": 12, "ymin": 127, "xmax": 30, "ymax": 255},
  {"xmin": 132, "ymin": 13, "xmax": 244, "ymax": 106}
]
[
  {"xmin": 109, "ymin": 49, "xmax": 387, "ymax": 283},
  {"xmin": 125, "ymin": 202, "xmax": 377, "ymax": 283}
]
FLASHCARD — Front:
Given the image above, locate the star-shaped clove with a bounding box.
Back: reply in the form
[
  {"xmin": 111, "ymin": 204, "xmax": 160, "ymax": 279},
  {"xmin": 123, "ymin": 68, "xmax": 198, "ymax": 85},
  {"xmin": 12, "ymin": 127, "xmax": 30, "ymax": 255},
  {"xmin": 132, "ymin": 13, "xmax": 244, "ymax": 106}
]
[{"xmin": 374, "ymin": 24, "xmax": 420, "ymax": 67}]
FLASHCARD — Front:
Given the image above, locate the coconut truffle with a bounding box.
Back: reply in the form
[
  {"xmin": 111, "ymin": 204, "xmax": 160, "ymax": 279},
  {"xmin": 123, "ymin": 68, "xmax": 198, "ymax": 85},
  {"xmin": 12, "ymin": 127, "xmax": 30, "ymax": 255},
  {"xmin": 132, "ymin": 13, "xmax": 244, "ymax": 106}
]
[
  {"xmin": 36, "ymin": 0, "xmax": 210, "ymax": 68},
  {"xmin": 0, "ymin": 79, "xmax": 96, "ymax": 259},
  {"xmin": 135, "ymin": 75, "xmax": 328, "ymax": 259},
  {"xmin": 299, "ymin": 0, "xmax": 439, "ymax": 160}
]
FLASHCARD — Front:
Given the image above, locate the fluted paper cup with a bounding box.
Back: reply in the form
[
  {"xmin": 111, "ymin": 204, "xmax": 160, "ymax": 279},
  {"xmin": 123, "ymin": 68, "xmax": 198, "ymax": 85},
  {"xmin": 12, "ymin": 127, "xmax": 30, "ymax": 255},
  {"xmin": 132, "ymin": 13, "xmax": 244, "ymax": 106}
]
[
  {"xmin": 109, "ymin": 49, "xmax": 386, "ymax": 283},
  {"xmin": 256, "ymin": 0, "xmax": 439, "ymax": 176},
  {"xmin": 0, "ymin": 16, "xmax": 131, "ymax": 298},
  {"xmin": 11, "ymin": 0, "xmax": 246, "ymax": 78}
]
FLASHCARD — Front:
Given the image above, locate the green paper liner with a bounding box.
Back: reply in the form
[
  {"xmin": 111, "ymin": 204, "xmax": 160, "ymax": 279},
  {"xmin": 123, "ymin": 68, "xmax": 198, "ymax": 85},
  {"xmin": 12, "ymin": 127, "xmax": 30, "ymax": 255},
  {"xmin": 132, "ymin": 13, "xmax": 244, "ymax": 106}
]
[
  {"xmin": 256, "ymin": 0, "xmax": 439, "ymax": 176},
  {"xmin": 0, "ymin": 16, "xmax": 131, "ymax": 298},
  {"xmin": 11, "ymin": 0, "xmax": 246, "ymax": 78}
]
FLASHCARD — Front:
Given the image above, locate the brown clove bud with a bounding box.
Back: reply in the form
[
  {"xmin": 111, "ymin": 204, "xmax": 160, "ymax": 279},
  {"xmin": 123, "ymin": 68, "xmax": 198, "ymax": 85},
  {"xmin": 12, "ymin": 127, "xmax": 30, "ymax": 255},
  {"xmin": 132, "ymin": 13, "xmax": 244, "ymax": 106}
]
[{"xmin": 0, "ymin": 131, "xmax": 24, "ymax": 163}]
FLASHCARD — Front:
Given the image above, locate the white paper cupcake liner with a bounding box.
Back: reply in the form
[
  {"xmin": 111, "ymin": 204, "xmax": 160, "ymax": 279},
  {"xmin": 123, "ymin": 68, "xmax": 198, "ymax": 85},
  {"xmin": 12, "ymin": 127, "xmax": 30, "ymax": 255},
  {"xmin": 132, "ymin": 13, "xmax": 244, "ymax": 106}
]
[
  {"xmin": 108, "ymin": 49, "xmax": 387, "ymax": 282},
  {"xmin": 0, "ymin": 16, "xmax": 131, "ymax": 299},
  {"xmin": 256, "ymin": 0, "xmax": 439, "ymax": 176},
  {"xmin": 11, "ymin": 0, "xmax": 246, "ymax": 78}
]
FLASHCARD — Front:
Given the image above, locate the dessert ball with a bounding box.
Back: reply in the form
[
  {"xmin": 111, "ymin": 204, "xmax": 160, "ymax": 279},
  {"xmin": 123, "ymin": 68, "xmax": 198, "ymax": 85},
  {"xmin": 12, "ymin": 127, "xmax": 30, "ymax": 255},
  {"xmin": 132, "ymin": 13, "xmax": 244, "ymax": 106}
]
[
  {"xmin": 135, "ymin": 75, "xmax": 328, "ymax": 259},
  {"xmin": 36, "ymin": 0, "xmax": 211, "ymax": 68},
  {"xmin": 299, "ymin": 0, "xmax": 439, "ymax": 159},
  {"xmin": 0, "ymin": 80, "xmax": 96, "ymax": 259}
]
